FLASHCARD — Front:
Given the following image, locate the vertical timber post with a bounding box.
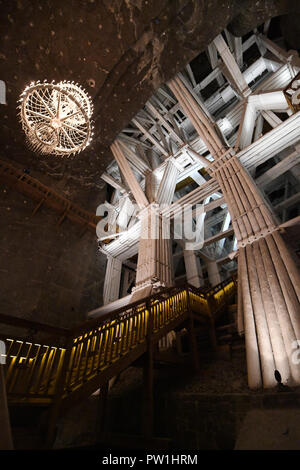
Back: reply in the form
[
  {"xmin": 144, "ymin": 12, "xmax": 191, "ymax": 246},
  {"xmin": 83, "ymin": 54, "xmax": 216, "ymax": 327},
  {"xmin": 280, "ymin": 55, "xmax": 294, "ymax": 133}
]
[
  {"xmin": 207, "ymin": 293, "xmax": 218, "ymax": 353},
  {"xmin": 46, "ymin": 336, "xmax": 73, "ymax": 448},
  {"xmin": 0, "ymin": 365, "xmax": 13, "ymax": 449},
  {"xmin": 187, "ymin": 288, "xmax": 200, "ymax": 372},
  {"xmin": 142, "ymin": 300, "xmax": 154, "ymax": 439},
  {"xmin": 96, "ymin": 381, "xmax": 109, "ymax": 445}
]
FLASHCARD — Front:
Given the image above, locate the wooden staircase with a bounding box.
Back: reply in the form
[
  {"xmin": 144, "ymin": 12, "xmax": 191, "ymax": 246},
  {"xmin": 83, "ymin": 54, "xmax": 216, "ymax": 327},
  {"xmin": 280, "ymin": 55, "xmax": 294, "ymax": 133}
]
[{"xmin": 1, "ymin": 277, "xmax": 237, "ymax": 447}]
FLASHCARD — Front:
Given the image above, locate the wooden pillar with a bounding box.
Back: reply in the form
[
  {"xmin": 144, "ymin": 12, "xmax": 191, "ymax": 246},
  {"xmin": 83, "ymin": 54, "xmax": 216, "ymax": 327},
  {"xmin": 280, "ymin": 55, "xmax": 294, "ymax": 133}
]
[
  {"xmin": 46, "ymin": 339, "xmax": 73, "ymax": 448},
  {"xmin": 142, "ymin": 348, "xmax": 154, "ymax": 439},
  {"xmin": 184, "ymin": 250, "xmax": 204, "ymax": 287},
  {"xmin": 156, "ymin": 157, "xmax": 179, "ymax": 205},
  {"xmin": 103, "ymin": 256, "xmax": 122, "ymax": 305},
  {"xmin": 169, "ymin": 75, "xmax": 300, "ymax": 389},
  {"xmin": 213, "ymin": 34, "xmax": 251, "ymax": 97},
  {"xmin": 207, "ymin": 295, "xmax": 218, "ymax": 352},
  {"xmin": 207, "ymin": 260, "xmax": 221, "ymax": 287},
  {"xmin": 142, "ymin": 302, "xmax": 154, "ymax": 439},
  {"xmin": 95, "ymin": 382, "xmax": 109, "ymax": 445},
  {"xmin": 217, "ymin": 211, "xmax": 231, "ymax": 255},
  {"xmin": 111, "ymin": 140, "xmax": 149, "ymax": 209},
  {"xmin": 0, "ymin": 365, "xmax": 13, "ymax": 450},
  {"xmin": 134, "ymin": 205, "xmax": 173, "ymax": 296},
  {"xmin": 187, "ymin": 289, "xmax": 200, "ymax": 372}
]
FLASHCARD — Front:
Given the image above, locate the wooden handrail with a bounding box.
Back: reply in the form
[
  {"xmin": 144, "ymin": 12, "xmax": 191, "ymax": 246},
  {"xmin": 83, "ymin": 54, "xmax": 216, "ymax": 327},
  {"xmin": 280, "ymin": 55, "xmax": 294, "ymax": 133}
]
[
  {"xmin": 1, "ymin": 276, "xmax": 236, "ymax": 428},
  {"xmin": 74, "ymin": 276, "xmax": 236, "ymax": 334},
  {"xmin": 0, "ymin": 276, "xmax": 236, "ymax": 340},
  {"xmin": 72, "ymin": 284, "xmax": 188, "ymax": 336}
]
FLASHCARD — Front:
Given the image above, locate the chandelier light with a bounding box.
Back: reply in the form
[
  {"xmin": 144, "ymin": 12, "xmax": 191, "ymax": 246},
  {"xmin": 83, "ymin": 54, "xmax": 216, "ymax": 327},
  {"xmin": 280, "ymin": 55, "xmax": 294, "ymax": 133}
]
[{"xmin": 18, "ymin": 80, "xmax": 94, "ymax": 157}]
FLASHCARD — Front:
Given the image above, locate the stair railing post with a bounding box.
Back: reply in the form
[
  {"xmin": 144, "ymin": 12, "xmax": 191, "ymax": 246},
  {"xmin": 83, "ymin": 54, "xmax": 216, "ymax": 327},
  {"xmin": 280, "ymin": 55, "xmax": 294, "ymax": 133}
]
[
  {"xmin": 142, "ymin": 299, "xmax": 154, "ymax": 439},
  {"xmin": 0, "ymin": 364, "xmax": 13, "ymax": 449},
  {"xmin": 46, "ymin": 335, "xmax": 74, "ymax": 448},
  {"xmin": 187, "ymin": 287, "xmax": 200, "ymax": 372},
  {"xmin": 206, "ymin": 293, "xmax": 218, "ymax": 353},
  {"xmin": 95, "ymin": 381, "xmax": 109, "ymax": 445}
]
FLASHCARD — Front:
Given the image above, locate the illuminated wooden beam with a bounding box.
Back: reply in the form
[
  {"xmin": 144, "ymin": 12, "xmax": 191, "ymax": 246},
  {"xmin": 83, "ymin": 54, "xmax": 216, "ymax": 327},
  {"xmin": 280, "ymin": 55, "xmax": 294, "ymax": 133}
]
[
  {"xmin": 111, "ymin": 140, "xmax": 149, "ymax": 209},
  {"xmin": 103, "ymin": 256, "xmax": 122, "ymax": 305},
  {"xmin": 132, "ymin": 118, "xmax": 169, "ymax": 157},
  {"xmin": 213, "ymin": 34, "xmax": 251, "ymax": 97}
]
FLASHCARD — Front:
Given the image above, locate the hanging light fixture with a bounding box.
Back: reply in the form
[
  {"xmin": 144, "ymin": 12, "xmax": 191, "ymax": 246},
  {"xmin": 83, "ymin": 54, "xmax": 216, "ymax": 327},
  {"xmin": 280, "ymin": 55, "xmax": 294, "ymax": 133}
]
[{"xmin": 18, "ymin": 80, "xmax": 94, "ymax": 157}]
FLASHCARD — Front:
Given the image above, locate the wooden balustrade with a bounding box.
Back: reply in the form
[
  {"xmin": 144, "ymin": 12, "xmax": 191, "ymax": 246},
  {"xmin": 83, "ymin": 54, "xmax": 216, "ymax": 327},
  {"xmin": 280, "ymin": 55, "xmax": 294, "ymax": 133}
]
[{"xmin": 0, "ymin": 277, "xmax": 236, "ymax": 409}]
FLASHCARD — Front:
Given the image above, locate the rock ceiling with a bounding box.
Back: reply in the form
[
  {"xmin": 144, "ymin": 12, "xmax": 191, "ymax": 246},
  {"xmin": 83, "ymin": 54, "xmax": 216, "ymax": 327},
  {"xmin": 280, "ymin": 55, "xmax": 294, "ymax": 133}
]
[{"xmin": 0, "ymin": 0, "xmax": 299, "ymax": 208}]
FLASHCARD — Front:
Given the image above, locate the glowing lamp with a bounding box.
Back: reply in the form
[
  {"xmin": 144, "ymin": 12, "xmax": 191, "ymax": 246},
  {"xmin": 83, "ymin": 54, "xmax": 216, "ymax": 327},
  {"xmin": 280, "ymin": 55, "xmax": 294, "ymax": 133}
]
[{"xmin": 18, "ymin": 81, "xmax": 93, "ymax": 156}]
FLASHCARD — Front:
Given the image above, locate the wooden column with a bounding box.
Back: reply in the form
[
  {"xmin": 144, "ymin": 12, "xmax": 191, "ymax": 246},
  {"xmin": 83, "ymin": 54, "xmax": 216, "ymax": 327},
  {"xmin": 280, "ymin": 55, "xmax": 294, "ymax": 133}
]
[
  {"xmin": 207, "ymin": 294, "xmax": 218, "ymax": 353},
  {"xmin": 103, "ymin": 256, "xmax": 122, "ymax": 305},
  {"xmin": 156, "ymin": 157, "xmax": 179, "ymax": 206},
  {"xmin": 184, "ymin": 250, "xmax": 204, "ymax": 288},
  {"xmin": 111, "ymin": 140, "xmax": 149, "ymax": 209},
  {"xmin": 0, "ymin": 365, "xmax": 13, "ymax": 450},
  {"xmin": 46, "ymin": 338, "xmax": 73, "ymax": 448},
  {"xmin": 170, "ymin": 75, "xmax": 300, "ymax": 389},
  {"xmin": 213, "ymin": 34, "xmax": 251, "ymax": 97},
  {"xmin": 142, "ymin": 302, "xmax": 154, "ymax": 439},
  {"xmin": 187, "ymin": 289, "xmax": 200, "ymax": 372},
  {"xmin": 95, "ymin": 382, "xmax": 109, "ymax": 445},
  {"xmin": 133, "ymin": 205, "xmax": 173, "ymax": 297},
  {"xmin": 207, "ymin": 260, "xmax": 221, "ymax": 287}
]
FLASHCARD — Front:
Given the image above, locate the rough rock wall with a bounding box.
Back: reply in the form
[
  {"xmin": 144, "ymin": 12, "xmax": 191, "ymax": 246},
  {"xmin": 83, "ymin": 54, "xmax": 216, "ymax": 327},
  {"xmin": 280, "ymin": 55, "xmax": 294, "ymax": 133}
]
[{"xmin": 0, "ymin": 182, "xmax": 106, "ymax": 327}]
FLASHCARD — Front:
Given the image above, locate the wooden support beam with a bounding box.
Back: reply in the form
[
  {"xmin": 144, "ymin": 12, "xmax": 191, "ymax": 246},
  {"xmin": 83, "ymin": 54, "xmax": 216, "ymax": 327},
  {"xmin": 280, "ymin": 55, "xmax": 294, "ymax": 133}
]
[
  {"xmin": 233, "ymin": 37, "xmax": 243, "ymax": 69},
  {"xmin": 162, "ymin": 179, "xmax": 221, "ymax": 219},
  {"xmin": 156, "ymin": 157, "xmax": 179, "ymax": 205},
  {"xmin": 261, "ymin": 110, "xmax": 282, "ymax": 129},
  {"xmin": 0, "ymin": 159, "xmax": 100, "ymax": 233},
  {"xmin": 142, "ymin": 302, "xmax": 154, "ymax": 439},
  {"xmin": 274, "ymin": 191, "xmax": 300, "ymax": 212},
  {"xmin": 0, "ymin": 366, "xmax": 13, "ymax": 450},
  {"xmin": 118, "ymin": 140, "xmax": 152, "ymax": 175},
  {"xmin": 132, "ymin": 118, "xmax": 169, "ymax": 157},
  {"xmin": 95, "ymin": 382, "xmax": 109, "ymax": 445},
  {"xmin": 186, "ymin": 146, "xmax": 210, "ymax": 167},
  {"xmin": 145, "ymin": 101, "xmax": 184, "ymax": 146},
  {"xmin": 234, "ymin": 101, "xmax": 247, "ymax": 151},
  {"xmin": 263, "ymin": 19, "xmax": 271, "ymax": 36},
  {"xmin": 202, "ymin": 228, "xmax": 234, "ymax": 247},
  {"xmin": 238, "ymin": 111, "xmax": 300, "ymax": 173},
  {"xmin": 32, "ymin": 191, "xmax": 50, "ymax": 215},
  {"xmin": 208, "ymin": 313, "xmax": 218, "ymax": 353},
  {"xmin": 119, "ymin": 133, "xmax": 152, "ymax": 149},
  {"xmin": 213, "ymin": 34, "xmax": 251, "ymax": 97},
  {"xmin": 185, "ymin": 63, "xmax": 197, "ymax": 88},
  {"xmin": 257, "ymin": 34, "xmax": 296, "ymax": 64},
  {"xmin": 57, "ymin": 204, "xmax": 71, "ymax": 226},
  {"xmin": 177, "ymin": 72, "xmax": 213, "ymax": 120},
  {"xmin": 101, "ymin": 172, "xmax": 127, "ymax": 193},
  {"xmin": 46, "ymin": 338, "xmax": 73, "ymax": 448},
  {"xmin": 197, "ymin": 66, "xmax": 223, "ymax": 91},
  {"xmin": 187, "ymin": 290, "xmax": 200, "ymax": 371},
  {"xmin": 203, "ymin": 196, "xmax": 226, "ymax": 213},
  {"xmin": 256, "ymin": 149, "xmax": 300, "ymax": 187},
  {"xmin": 111, "ymin": 140, "xmax": 149, "ymax": 209},
  {"xmin": 207, "ymin": 43, "xmax": 225, "ymax": 87}
]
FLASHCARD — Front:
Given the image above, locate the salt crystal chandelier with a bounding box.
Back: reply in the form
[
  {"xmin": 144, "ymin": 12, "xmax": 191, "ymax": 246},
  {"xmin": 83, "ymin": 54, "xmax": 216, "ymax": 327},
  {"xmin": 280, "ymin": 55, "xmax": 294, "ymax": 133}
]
[{"xmin": 19, "ymin": 80, "xmax": 93, "ymax": 157}]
